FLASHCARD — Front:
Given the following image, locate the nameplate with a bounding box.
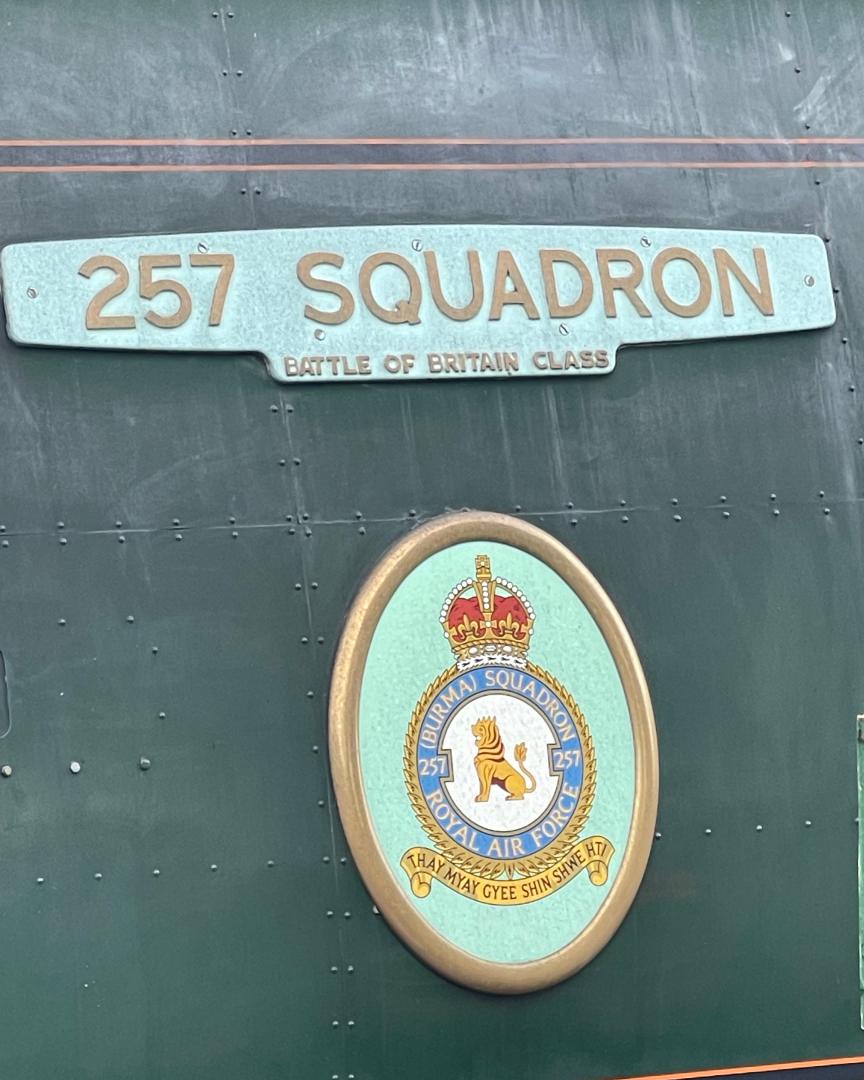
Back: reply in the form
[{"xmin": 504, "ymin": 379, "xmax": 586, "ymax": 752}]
[{"xmin": 0, "ymin": 225, "xmax": 835, "ymax": 383}]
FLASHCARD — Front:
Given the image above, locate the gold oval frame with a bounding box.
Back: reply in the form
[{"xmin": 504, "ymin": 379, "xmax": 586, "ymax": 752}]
[{"xmin": 329, "ymin": 511, "xmax": 658, "ymax": 995}]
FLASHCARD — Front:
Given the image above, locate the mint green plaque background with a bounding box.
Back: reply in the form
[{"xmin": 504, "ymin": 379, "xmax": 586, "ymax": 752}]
[{"xmin": 358, "ymin": 541, "xmax": 636, "ymax": 965}]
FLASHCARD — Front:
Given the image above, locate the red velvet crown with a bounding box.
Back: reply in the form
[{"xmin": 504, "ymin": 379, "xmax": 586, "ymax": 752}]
[{"xmin": 439, "ymin": 554, "xmax": 534, "ymax": 661}]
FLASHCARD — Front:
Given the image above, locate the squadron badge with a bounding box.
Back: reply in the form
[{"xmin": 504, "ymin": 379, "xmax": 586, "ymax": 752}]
[
  {"xmin": 330, "ymin": 512, "xmax": 657, "ymax": 993},
  {"xmin": 401, "ymin": 554, "xmax": 613, "ymax": 906}
]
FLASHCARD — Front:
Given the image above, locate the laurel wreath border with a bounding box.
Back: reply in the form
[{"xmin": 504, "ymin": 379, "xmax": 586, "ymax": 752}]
[{"xmin": 403, "ymin": 660, "xmax": 597, "ymax": 879}]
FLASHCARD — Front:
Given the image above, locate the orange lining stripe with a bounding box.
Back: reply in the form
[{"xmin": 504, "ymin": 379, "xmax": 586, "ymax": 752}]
[
  {"xmin": 0, "ymin": 136, "xmax": 863, "ymax": 147},
  {"xmin": 0, "ymin": 160, "xmax": 859, "ymax": 174},
  {"xmin": 616, "ymin": 1053, "xmax": 864, "ymax": 1080}
]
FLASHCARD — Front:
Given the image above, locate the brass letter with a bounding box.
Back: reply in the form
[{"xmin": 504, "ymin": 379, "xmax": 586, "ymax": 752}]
[
  {"xmin": 297, "ymin": 253, "xmax": 355, "ymax": 325},
  {"xmin": 596, "ymin": 249, "xmax": 651, "ymax": 317},
  {"xmin": 713, "ymin": 247, "xmax": 774, "ymax": 316},
  {"xmin": 540, "ymin": 249, "xmax": 593, "ymax": 318},
  {"xmin": 651, "ymin": 247, "xmax": 712, "ymax": 318},
  {"xmin": 359, "ymin": 253, "xmax": 422, "ymax": 324},
  {"xmin": 489, "ymin": 251, "xmax": 540, "ymax": 321},
  {"xmin": 424, "ymin": 250, "xmax": 483, "ymax": 321}
]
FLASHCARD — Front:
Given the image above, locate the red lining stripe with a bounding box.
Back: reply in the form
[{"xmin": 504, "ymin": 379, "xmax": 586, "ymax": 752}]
[
  {"xmin": 0, "ymin": 136, "xmax": 862, "ymax": 147},
  {"xmin": 0, "ymin": 160, "xmax": 859, "ymax": 174},
  {"xmin": 616, "ymin": 1054, "xmax": 864, "ymax": 1080}
]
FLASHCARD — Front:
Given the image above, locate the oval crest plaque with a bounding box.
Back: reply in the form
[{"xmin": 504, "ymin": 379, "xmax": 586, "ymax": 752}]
[{"xmin": 329, "ymin": 512, "xmax": 658, "ymax": 993}]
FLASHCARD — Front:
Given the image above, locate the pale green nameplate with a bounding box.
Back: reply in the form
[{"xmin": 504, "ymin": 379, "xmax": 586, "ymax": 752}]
[{"xmin": 0, "ymin": 225, "xmax": 834, "ymax": 383}]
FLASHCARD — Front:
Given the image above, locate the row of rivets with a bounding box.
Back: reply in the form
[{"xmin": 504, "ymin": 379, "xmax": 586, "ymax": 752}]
[{"xmin": 653, "ymin": 820, "xmax": 825, "ymax": 839}]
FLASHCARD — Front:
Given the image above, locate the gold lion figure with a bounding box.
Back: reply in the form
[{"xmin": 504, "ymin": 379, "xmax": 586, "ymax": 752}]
[{"xmin": 471, "ymin": 717, "xmax": 537, "ymax": 802}]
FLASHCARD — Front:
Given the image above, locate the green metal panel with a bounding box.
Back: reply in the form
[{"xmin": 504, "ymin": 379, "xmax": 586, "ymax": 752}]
[{"xmin": 0, "ymin": 1, "xmax": 863, "ymax": 1078}]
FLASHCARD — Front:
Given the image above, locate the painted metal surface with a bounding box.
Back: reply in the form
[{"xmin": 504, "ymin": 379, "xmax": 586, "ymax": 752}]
[
  {"xmin": 0, "ymin": 0, "xmax": 862, "ymax": 1078},
  {"xmin": 0, "ymin": 226, "xmax": 834, "ymax": 382}
]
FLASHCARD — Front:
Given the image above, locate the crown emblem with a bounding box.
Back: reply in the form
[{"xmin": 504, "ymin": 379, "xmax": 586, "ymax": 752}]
[{"xmin": 439, "ymin": 554, "xmax": 534, "ymax": 666}]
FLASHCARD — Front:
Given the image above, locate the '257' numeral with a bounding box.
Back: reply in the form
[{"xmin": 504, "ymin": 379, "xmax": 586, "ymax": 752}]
[{"xmin": 78, "ymin": 253, "xmax": 235, "ymax": 330}]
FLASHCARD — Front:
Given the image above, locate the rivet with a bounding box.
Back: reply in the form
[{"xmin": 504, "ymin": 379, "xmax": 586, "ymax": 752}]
[
  {"xmin": 823, "ymin": 507, "xmax": 831, "ymax": 515},
  {"xmin": 151, "ymin": 646, "xmax": 159, "ymax": 654},
  {"xmin": 94, "ymin": 872, "xmax": 103, "ymax": 880},
  {"xmin": 152, "ymin": 869, "xmax": 160, "ymax": 877},
  {"xmin": 354, "ymin": 511, "xmax": 363, "ymax": 520},
  {"xmin": 1, "ymin": 765, "xmax": 12, "ymax": 778},
  {"xmin": 210, "ymin": 864, "xmax": 218, "ymax": 872},
  {"xmin": 36, "ymin": 877, "xmax": 44, "ymax": 884},
  {"xmin": 158, "ymin": 712, "xmax": 166, "ymax": 719},
  {"xmin": 819, "ymin": 490, "xmax": 825, "ymax": 497},
  {"xmin": 330, "ymin": 965, "xmax": 338, "ymax": 974},
  {"xmin": 326, "ymin": 910, "xmax": 334, "ymax": 918},
  {"xmin": 514, "ymin": 504, "xmax": 522, "ymax": 512},
  {"xmin": 287, "ymin": 527, "xmax": 296, "ymax": 535},
  {"xmin": 306, "ymin": 690, "xmax": 314, "ymax": 698},
  {"xmin": 175, "ymin": 533, "xmax": 183, "ymax": 541},
  {"xmin": 358, "ymin": 526, "xmax": 366, "ymax": 535},
  {"xmin": 270, "ymin": 404, "xmax": 278, "ymax": 412},
  {"xmin": 311, "ymin": 582, "xmax": 319, "ymax": 589},
  {"xmin": 794, "ymin": 65, "xmax": 801, "ymax": 73},
  {"xmin": 278, "ymin": 459, "xmax": 286, "ymax": 467},
  {"xmin": 347, "ymin": 1020, "xmax": 355, "ymax": 1028},
  {"xmin": 654, "ymin": 831, "xmax": 662, "ymax": 840},
  {"xmin": 756, "ymin": 825, "xmax": 763, "ymax": 832},
  {"xmin": 372, "ymin": 904, "xmax": 380, "ymax": 915},
  {"xmin": 312, "ymin": 744, "xmax": 319, "ymax": 753},
  {"xmin": 842, "ymin": 337, "xmax": 849, "ymax": 344},
  {"xmin": 858, "ymin": 438, "xmax": 863, "ymax": 446},
  {"xmin": 69, "ymin": 761, "xmax": 81, "ymax": 774},
  {"xmin": 704, "ymin": 827, "xmax": 712, "ymax": 835},
  {"xmin": 673, "ymin": 514, "xmax": 682, "ymax": 522},
  {"xmin": 331, "ymin": 1020, "xmax": 339, "ymax": 1028},
  {"xmin": 229, "ymin": 516, "xmax": 236, "ymax": 525},
  {"xmin": 671, "ymin": 497, "xmax": 679, "ymax": 505},
  {"xmin": 770, "ymin": 493, "xmax": 777, "ymax": 500},
  {"xmin": 317, "ymin": 636, "xmax": 324, "ymax": 644},
  {"xmin": 267, "ymin": 860, "xmax": 275, "ymax": 867},
  {"xmin": 620, "ymin": 515, "xmax": 629, "ymax": 524},
  {"xmin": 126, "ymin": 615, "xmax": 134, "ymax": 623},
  {"xmin": 343, "ymin": 911, "xmax": 351, "ymax": 919},
  {"xmin": 173, "ymin": 519, "xmax": 180, "ymax": 527},
  {"xmin": 322, "ymin": 855, "xmax": 330, "ymax": 863},
  {"xmin": 720, "ymin": 494, "xmax": 727, "ymax": 502},
  {"xmin": 722, "ymin": 511, "xmax": 731, "ymax": 519},
  {"xmin": 346, "ymin": 965, "xmax": 355, "ymax": 973},
  {"xmin": 293, "ymin": 458, "xmax": 301, "ymax": 466},
  {"xmin": 2, "ymin": 541, "xmax": 9, "ymax": 548},
  {"xmin": 231, "ymin": 531, "xmax": 238, "ymax": 539},
  {"xmin": 58, "ymin": 618, "xmax": 66, "ymax": 626},
  {"xmin": 570, "ymin": 519, "xmax": 578, "ymax": 526},
  {"xmin": 317, "ymin": 800, "xmax": 325, "ymax": 807},
  {"xmin": 339, "ymin": 856, "xmax": 347, "ymax": 865},
  {"xmin": 240, "ymin": 187, "xmax": 247, "ymax": 194},
  {"xmin": 117, "ymin": 535, "xmax": 125, "ymax": 543},
  {"xmin": 301, "ymin": 512, "xmax": 309, "ymax": 522},
  {"xmin": 851, "ymin": 386, "xmax": 857, "ymax": 393},
  {"xmin": 805, "ymin": 819, "xmax": 812, "ymax": 827},
  {"xmin": 236, "ymin": 70, "xmax": 243, "ymax": 76},
  {"xmin": 254, "ymin": 187, "xmax": 261, "ymax": 195},
  {"xmin": 408, "ymin": 508, "xmax": 417, "ymax": 517},
  {"xmin": 139, "ymin": 757, "xmax": 151, "ymax": 771},
  {"xmin": 773, "ymin": 508, "xmax": 780, "ymax": 517}
]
